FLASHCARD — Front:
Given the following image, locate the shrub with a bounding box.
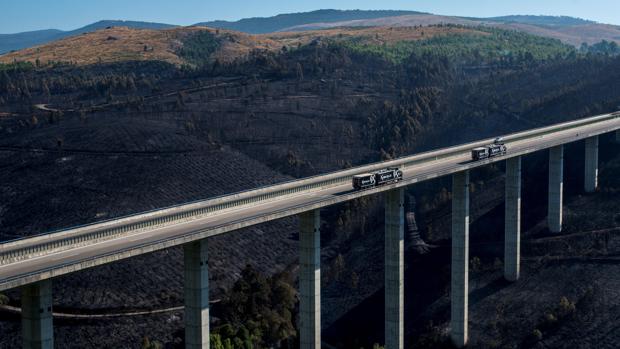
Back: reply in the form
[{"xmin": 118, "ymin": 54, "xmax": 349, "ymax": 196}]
[
  {"xmin": 141, "ymin": 337, "xmax": 162, "ymax": 349},
  {"xmin": 470, "ymin": 256, "xmax": 481, "ymax": 272},
  {"xmin": 543, "ymin": 312, "xmax": 557, "ymax": 327},
  {"xmin": 557, "ymin": 296, "xmax": 576, "ymax": 317},
  {"xmin": 0, "ymin": 293, "xmax": 9, "ymax": 305}
]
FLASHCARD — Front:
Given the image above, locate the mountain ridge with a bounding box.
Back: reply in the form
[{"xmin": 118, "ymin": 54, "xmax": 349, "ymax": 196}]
[
  {"xmin": 1, "ymin": 10, "xmax": 619, "ymax": 55},
  {"xmin": 476, "ymin": 15, "xmax": 596, "ymax": 27},
  {"xmin": 195, "ymin": 9, "xmax": 426, "ymax": 34},
  {"xmin": 273, "ymin": 13, "xmax": 620, "ymax": 47},
  {"xmin": 0, "ymin": 20, "xmax": 176, "ymax": 54}
]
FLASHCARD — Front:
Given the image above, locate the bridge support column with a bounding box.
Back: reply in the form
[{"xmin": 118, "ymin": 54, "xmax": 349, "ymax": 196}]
[
  {"xmin": 585, "ymin": 136, "xmax": 599, "ymax": 193},
  {"xmin": 184, "ymin": 239, "xmax": 209, "ymax": 349},
  {"xmin": 451, "ymin": 171, "xmax": 469, "ymax": 348},
  {"xmin": 548, "ymin": 145, "xmax": 564, "ymax": 233},
  {"xmin": 385, "ymin": 188, "xmax": 405, "ymax": 349},
  {"xmin": 21, "ymin": 279, "xmax": 53, "ymax": 349},
  {"xmin": 504, "ymin": 157, "xmax": 521, "ymax": 282},
  {"xmin": 299, "ymin": 210, "xmax": 320, "ymax": 349}
]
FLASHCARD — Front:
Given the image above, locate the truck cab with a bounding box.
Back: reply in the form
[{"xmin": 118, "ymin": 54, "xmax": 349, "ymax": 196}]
[
  {"xmin": 472, "ymin": 147, "xmax": 489, "ymax": 160},
  {"xmin": 352, "ymin": 173, "xmax": 376, "ymax": 190}
]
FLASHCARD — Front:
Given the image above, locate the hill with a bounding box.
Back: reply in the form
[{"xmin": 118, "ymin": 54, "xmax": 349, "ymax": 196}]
[
  {"xmin": 482, "ymin": 15, "xmax": 595, "ymax": 27},
  {"xmin": 0, "ymin": 20, "xmax": 176, "ymax": 54},
  {"xmin": 0, "ymin": 29, "xmax": 64, "ymax": 55},
  {"xmin": 0, "ymin": 10, "xmax": 427, "ymax": 54},
  {"xmin": 196, "ymin": 9, "xmax": 425, "ymax": 34},
  {"xmin": 1, "ymin": 11, "xmax": 618, "ymax": 54},
  {"xmin": 0, "ymin": 26, "xmax": 283, "ymax": 66},
  {"xmin": 281, "ymin": 14, "xmax": 481, "ymax": 31},
  {"xmin": 279, "ymin": 13, "xmax": 620, "ymax": 47},
  {"xmin": 0, "ymin": 25, "xmax": 502, "ymax": 67}
]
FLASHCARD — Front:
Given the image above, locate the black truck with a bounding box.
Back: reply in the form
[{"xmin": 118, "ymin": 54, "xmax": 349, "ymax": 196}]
[
  {"xmin": 352, "ymin": 167, "xmax": 403, "ymax": 190},
  {"xmin": 471, "ymin": 138, "xmax": 507, "ymax": 161}
]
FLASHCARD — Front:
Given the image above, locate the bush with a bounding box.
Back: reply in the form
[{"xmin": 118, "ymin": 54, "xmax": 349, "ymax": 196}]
[
  {"xmin": 526, "ymin": 295, "xmax": 578, "ymax": 346},
  {"xmin": 470, "ymin": 256, "xmax": 481, "ymax": 272},
  {"xmin": 532, "ymin": 329, "xmax": 543, "ymax": 341},
  {"xmin": 557, "ymin": 296, "xmax": 576, "ymax": 317},
  {"xmin": 0, "ymin": 293, "xmax": 8, "ymax": 305},
  {"xmin": 141, "ymin": 337, "xmax": 162, "ymax": 349},
  {"xmin": 542, "ymin": 312, "xmax": 557, "ymax": 328}
]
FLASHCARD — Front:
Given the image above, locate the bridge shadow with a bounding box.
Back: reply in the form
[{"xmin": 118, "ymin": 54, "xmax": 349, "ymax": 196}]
[{"xmin": 458, "ymin": 159, "xmax": 478, "ymax": 165}]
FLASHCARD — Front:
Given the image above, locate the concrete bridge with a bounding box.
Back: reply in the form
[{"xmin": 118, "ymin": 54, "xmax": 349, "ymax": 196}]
[{"xmin": 1, "ymin": 111, "xmax": 620, "ymax": 349}]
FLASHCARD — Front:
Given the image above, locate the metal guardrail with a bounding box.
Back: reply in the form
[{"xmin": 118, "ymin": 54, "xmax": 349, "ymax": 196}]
[{"xmin": 1, "ymin": 111, "xmax": 619, "ymax": 265}]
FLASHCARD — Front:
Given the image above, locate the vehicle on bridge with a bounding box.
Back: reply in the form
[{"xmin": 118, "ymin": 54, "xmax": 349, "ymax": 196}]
[
  {"xmin": 471, "ymin": 138, "xmax": 507, "ymax": 161},
  {"xmin": 352, "ymin": 167, "xmax": 403, "ymax": 190}
]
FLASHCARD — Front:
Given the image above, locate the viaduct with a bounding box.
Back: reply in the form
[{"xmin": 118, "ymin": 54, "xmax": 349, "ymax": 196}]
[{"xmin": 1, "ymin": 112, "xmax": 620, "ymax": 348}]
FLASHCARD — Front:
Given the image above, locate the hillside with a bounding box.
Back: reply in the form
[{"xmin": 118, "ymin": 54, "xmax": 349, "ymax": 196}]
[
  {"xmin": 0, "ymin": 20, "xmax": 176, "ymax": 54},
  {"xmin": 279, "ymin": 13, "xmax": 620, "ymax": 47},
  {"xmin": 496, "ymin": 22, "xmax": 620, "ymax": 46},
  {"xmin": 2, "ymin": 10, "xmax": 618, "ymax": 54},
  {"xmin": 0, "ymin": 25, "xmax": 501, "ymax": 67},
  {"xmin": 283, "ymin": 14, "xmax": 480, "ymax": 31},
  {"xmin": 0, "ymin": 29, "xmax": 64, "ymax": 55},
  {"xmin": 0, "ymin": 26, "xmax": 283, "ymax": 66},
  {"xmin": 196, "ymin": 10, "xmax": 620, "ymax": 47},
  {"xmin": 196, "ymin": 9, "xmax": 425, "ymax": 33},
  {"xmin": 482, "ymin": 15, "xmax": 595, "ymax": 26}
]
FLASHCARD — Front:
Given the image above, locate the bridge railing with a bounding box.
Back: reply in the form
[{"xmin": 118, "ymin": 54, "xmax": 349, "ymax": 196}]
[{"xmin": 1, "ymin": 111, "xmax": 619, "ymax": 265}]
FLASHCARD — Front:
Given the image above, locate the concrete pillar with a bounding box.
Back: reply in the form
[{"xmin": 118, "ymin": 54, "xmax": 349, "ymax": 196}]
[
  {"xmin": 385, "ymin": 188, "xmax": 405, "ymax": 349},
  {"xmin": 184, "ymin": 239, "xmax": 209, "ymax": 349},
  {"xmin": 584, "ymin": 136, "xmax": 599, "ymax": 193},
  {"xmin": 451, "ymin": 171, "xmax": 469, "ymax": 348},
  {"xmin": 21, "ymin": 280, "xmax": 53, "ymax": 349},
  {"xmin": 504, "ymin": 157, "xmax": 521, "ymax": 282},
  {"xmin": 299, "ymin": 210, "xmax": 320, "ymax": 349},
  {"xmin": 548, "ymin": 145, "xmax": 564, "ymax": 233}
]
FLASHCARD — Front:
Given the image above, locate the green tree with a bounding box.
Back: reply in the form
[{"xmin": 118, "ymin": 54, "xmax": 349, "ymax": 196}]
[
  {"xmin": 0, "ymin": 293, "xmax": 9, "ymax": 305},
  {"xmin": 216, "ymin": 265, "xmax": 297, "ymax": 348},
  {"xmin": 141, "ymin": 337, "xmax": 162, "ymax": 349},
  {"xmin": 211, "ymin": 334, "xmax": 225, "ymax": 349}
]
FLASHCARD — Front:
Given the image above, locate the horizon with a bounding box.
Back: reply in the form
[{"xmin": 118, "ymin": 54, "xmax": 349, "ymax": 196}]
[{"xmin": 2, "ymin": 0, "xmax": 620, "ymax": 34}]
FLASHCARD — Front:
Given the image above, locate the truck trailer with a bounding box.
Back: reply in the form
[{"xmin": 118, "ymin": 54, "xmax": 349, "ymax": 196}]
[{"xmin": 352, "ymin": 167, "xmax": 403, "ymax": 190}]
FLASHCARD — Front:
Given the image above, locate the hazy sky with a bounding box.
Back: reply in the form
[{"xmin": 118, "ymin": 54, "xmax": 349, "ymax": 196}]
[{"xmin": 2, "ymin": 0, "xmax": 620, "ymax": 34}]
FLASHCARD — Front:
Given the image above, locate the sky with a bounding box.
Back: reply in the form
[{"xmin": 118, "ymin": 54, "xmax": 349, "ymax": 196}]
[{"xmin": 2, "ymin": 0, "xmax": 620, "ymax": 34}]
